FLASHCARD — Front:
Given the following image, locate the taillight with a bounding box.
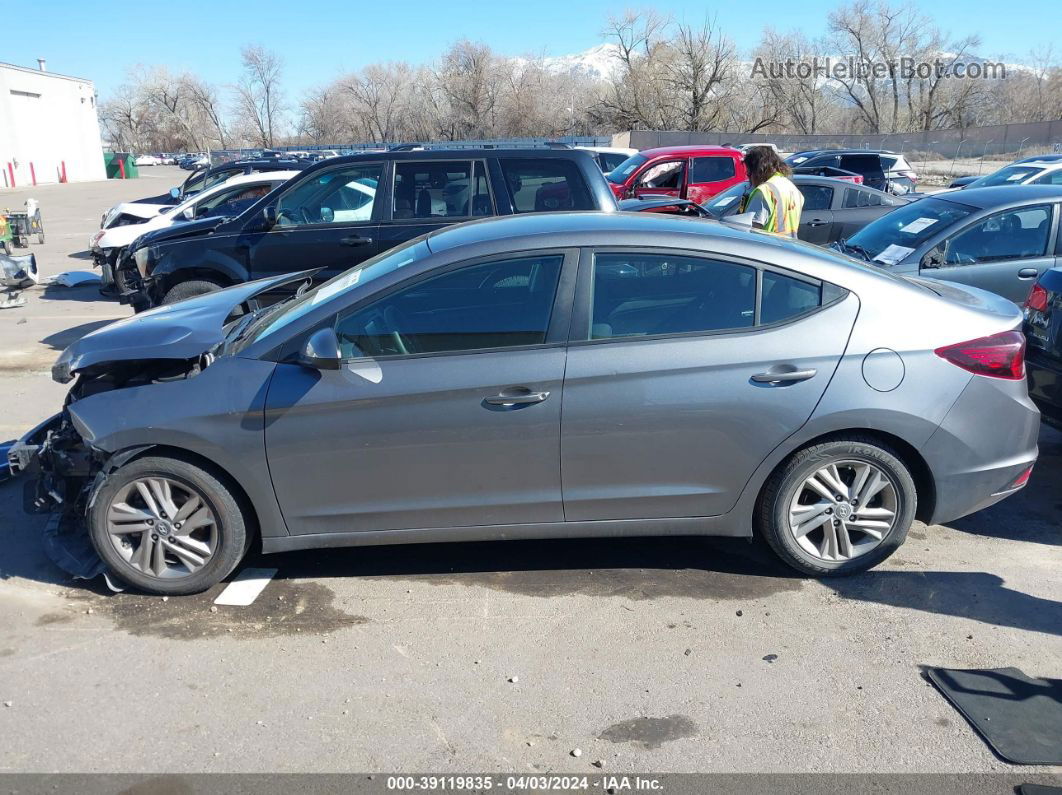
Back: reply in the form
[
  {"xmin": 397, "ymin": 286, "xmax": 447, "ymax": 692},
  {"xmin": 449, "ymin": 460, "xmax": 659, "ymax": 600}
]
[
  {"xmin": 1025, "ymin": 283, "xmax": 1049, "ymax": 313},
  {"xmin": 934, "ymin": 330, "xmax": 1026, "ymax": 380},
  {"xmin": 1010, "ymin": 465, "xmax": 1034, "ymax": 489}
]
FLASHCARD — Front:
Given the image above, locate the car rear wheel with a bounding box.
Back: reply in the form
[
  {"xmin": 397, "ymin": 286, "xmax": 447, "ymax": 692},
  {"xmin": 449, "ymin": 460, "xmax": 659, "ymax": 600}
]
[
  {"xmin": 88, "ymin": 455, "xmax": 249, "ymax": 595},
  {"xmin": 756, "ymin": 437, "xmax": 916, "ymax": 576},
  {"xmin": 161, "ymin": 277, "xmax": 224, "ymax": 306}
]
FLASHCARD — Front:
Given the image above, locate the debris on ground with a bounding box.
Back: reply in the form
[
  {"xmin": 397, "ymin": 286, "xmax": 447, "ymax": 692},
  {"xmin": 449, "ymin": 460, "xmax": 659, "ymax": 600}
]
[
  {"xmin": 570, "ymin": 748, "xmax": 582, "ymax": 757},
  {"xmin": 40, "ymin": 271, "xmax": 101, "ymax": 287},
  {"xmin": 763, "ymin": 654, "xmax": 779, "ymax": 663}
]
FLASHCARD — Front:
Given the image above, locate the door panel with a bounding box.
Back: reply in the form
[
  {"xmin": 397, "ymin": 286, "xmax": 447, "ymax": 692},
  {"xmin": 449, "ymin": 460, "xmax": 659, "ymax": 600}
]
[
  {"xmin": 561, "ymin": 296, "xmax": 859, "ymax": 521},
  {"xmin": 922, "ymin": 256, "xmax": 1054, "ymax": 304},
  {"xmin": 800, "ymin": 210, "xmax": 835, "ymax": 244},
  {"xmin": 265, "ymin": 348, "xmax": 565, "ymax": 535},
  {"xmin": 249, "ymin": 162, "xmax": 385, "ymax": 282}
]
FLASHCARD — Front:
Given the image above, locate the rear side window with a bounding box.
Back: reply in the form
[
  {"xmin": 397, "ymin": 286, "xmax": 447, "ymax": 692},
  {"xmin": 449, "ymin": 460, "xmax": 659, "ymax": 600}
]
[
  {"xmin": 586, "ymin": 253, "xmax": 834, "ymax": 340},
  {"xmin": 589, "ymin": 253, "xmax": 756, "ymax": 339},
  {"xmin": 393, "ymin": 160, "xmax": 486, "ymax": 219},
  {"xmin": 761, "ymin": 271, "xmax": 822, "ymax": 325},
  {"xmin": 501, "ymin": 159, "xmax": 594, "ymax": 213},
  {"xmin": 799, "ymin": 185, "xmax": 833, "ymax": 211},
  {"xmin": 844, "ymin": 188, "xmax": 883, "ymax": 208},
  {"xmin": 690, "ymin": 156, "xmax": 736, "ymax": 183}
]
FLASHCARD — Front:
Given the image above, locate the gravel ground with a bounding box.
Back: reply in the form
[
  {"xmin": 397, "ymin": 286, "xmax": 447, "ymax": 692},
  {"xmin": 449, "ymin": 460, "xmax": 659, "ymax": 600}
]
[{"xmin": 0, "ymin": 170, "xmax": 1059, "ymax": 780}]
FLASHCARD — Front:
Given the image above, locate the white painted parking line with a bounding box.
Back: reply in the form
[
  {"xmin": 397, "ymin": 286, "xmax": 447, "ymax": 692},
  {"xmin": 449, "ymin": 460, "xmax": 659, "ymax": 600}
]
[{"xmin": 213, "ymin": 568, "xmax": 278, "ymax": 606}]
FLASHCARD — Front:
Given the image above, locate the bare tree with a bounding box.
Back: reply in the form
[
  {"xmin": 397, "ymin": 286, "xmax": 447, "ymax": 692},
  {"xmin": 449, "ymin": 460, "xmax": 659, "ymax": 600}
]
[{"xmin": 234, "ymin": 45, "xmax": 286, "ymax": 147}]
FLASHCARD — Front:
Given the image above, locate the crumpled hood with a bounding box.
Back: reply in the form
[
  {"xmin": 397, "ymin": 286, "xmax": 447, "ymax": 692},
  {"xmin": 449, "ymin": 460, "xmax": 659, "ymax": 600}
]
[
  {"xmin": 52, "ymin": 269, "xmax": 317, "ymax": 383},
  {"xmin": 129, "ymin": 215, "xmax": 229, "ymax": 253}
]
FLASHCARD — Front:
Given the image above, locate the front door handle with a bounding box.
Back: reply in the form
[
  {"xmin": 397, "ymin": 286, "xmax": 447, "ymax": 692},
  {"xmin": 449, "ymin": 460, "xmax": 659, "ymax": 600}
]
[
  {"xmin": 1018, "ymin": 268, "xmax": 1038, "ymax": 279},
  {"xmin": 751, "ymin": 369, "xmax": 817, "ymax": 384},
  {"xmin": 806, "ymin": 219, "xmax": 829, "ymax": 227},
  {"xmin": 340, "ymin": 235, "xmax": 373, "ymax": 247},
  {"xmin": 483, "ymin": 390, "xmax": 550, "ymax": 406}
]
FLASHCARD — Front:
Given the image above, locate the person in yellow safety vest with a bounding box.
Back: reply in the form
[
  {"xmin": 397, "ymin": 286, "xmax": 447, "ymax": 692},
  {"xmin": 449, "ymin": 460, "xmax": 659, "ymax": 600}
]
[{"xmin": 738, "ymin": 146, "xmax": 803, "ymax": 238}]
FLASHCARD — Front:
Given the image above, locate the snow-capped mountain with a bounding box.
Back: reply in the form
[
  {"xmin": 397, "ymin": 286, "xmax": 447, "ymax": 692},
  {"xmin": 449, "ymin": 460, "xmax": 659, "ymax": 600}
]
[{"xmin": 537, "ymin": 44, "xmax": 622, "ymax": 81}]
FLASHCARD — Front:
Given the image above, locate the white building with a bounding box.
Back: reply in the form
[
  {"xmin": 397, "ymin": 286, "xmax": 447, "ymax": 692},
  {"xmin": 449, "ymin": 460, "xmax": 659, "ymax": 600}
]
[{"xmin": 0, "ymin": 60, "xmax": 106, "ymax": 187}]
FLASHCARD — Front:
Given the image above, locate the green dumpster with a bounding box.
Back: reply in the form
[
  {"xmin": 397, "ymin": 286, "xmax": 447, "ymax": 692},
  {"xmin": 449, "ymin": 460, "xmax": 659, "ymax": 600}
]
[{"xmin": 103, "ymin": 152, "xmax": 139, "ymax": 179}]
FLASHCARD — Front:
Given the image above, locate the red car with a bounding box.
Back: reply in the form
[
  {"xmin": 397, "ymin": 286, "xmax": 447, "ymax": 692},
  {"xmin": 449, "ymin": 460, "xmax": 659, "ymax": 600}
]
[{"xmin": 605, "ymin": 145, "xmax": 747, "ymax": 204}]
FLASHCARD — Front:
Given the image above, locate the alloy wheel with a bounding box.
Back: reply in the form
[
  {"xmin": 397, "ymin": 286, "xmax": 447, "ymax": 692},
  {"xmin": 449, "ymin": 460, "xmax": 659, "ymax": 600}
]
[
  {"xmin": 787, "ymin": 460, "xmax": 899, "ymax": 562},
  {"xmin": 105, "ymin": 477, "xmax": 219, "ymax": 579}
]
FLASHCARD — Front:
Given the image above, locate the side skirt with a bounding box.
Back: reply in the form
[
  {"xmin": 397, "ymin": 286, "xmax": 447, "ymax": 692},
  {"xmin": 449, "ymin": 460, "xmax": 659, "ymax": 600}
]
[{"xmin": 261, "ymin": 515, "xmax": 749, "ymax": 554}]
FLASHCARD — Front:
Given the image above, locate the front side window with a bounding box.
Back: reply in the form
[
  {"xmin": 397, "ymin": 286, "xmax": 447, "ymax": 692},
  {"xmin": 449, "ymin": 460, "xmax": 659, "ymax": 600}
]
[
  {"xmin": 501, "ymin": 159, "xmax": 594, "ymax": 213},
  {"xmin": 690, "ymin": 156, "xmax": 737, "ymax": 183},
  {"xmin": 1033, "ymin": 169, "xmax": 1062, "ymax": 185},
  {"xmin": 635, "ymin": 160, "xmax": 685, "ymax": 190},
  {"xmin": 334, "ymin": 254, "xmax": 564, "ymax": 358},
  {"xmin": 588, "ymin": 253, "xmax": 756, "ymax": 339},
  {"xmin": 800, "ymin": 185, "xmax": 834, "ymax": 211},
  {"xmin": 944, "ymin": 205, "xmax": 1051, "ymax": 264},
  {"xmin": 274, "ymin": 163, "xmax": 382, "ymax": 227},
  {"xmin": 393, "ymin": 160, "xmax": 489, "ymax": 219}
]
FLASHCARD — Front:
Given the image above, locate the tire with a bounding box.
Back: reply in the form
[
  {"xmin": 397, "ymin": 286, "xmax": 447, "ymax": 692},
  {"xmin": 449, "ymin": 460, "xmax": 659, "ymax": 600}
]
[
  {"xmin": 161, "ymin": 277, "xmax": 224, "ymax": 305},
  {"xmin": 87, "ymin": 455, "xmax": 250, "ymax": 595},
  {"xmin": 755, "ymin": 436, "xmax": 917, "ymax": 577}
]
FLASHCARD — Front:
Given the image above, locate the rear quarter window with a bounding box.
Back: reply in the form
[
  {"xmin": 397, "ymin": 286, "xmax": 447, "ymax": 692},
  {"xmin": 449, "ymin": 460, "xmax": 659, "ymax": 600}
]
[{"xmin": 500, "ymin": 159, "xmax": 595, "ymax": 213}]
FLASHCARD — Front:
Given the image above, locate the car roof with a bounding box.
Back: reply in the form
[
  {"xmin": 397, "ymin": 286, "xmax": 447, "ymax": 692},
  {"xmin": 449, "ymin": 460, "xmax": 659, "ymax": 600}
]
[
  {"xmin": 1009, "ymin": 160, "xmax": 1062, "ymax": 169},
  {"xmin": 929, "ymin": 184, "xmax": 1062, "ymax": 209},
  {"xmin": 208, "ymin": 170, "xmax": 299, "ymax": 188},
  {"xmin": 311, "ymin": 148, "xmax": 596, "ymax": 166},
  {"xmin": 636, "ymin": 145, "xmax": 743, "ymax": 158}
]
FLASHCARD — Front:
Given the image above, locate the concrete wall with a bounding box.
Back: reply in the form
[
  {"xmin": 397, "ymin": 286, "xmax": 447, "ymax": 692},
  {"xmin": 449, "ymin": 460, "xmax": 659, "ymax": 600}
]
[
  {"xmin": 0, "ymin": 62, "xmax": 106, "ymax": 187},
  {"xmin": 615, "ymin": 120, "xmax": 1062, "ymax": 158}
]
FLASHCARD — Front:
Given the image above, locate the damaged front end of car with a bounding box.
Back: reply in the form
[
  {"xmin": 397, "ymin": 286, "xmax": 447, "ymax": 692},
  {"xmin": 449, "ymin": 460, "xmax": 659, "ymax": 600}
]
[
  {"xmin": 10, "ymin": 268, "xmax": 317, "ymax": 581},
  {"xmin": 9, "ymin": 359, "xmax": 212, "ymax": 580}
]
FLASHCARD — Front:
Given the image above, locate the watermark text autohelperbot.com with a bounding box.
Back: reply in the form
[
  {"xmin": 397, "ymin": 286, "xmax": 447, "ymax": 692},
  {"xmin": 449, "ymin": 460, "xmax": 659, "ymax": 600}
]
[{"xmin": 751, "ymin": 57, "xmax": 1007, "ymax": 80}]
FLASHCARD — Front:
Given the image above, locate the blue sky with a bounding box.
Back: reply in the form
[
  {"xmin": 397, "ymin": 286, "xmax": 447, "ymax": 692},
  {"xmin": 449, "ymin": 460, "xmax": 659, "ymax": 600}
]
[{"xmin": 4, "ymin": 0, "xmax": 1057, "ymax": 101}]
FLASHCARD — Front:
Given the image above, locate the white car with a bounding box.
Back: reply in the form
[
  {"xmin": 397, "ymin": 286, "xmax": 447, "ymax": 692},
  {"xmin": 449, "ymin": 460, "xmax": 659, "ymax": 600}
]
[
  {"xmin": 89, "ymin": 171, "xmax": 298, "ymax": 275},
  {"xmin": 575, "ymin": 146, "xmax": 638, "ymax": 173},
  {"xmin": 950, "ymin": 160, "xmax": 1062, "ymax": 191},
  {"xmin": 134, "ymin": 154, "xmax": 161, "ymax": 167}
]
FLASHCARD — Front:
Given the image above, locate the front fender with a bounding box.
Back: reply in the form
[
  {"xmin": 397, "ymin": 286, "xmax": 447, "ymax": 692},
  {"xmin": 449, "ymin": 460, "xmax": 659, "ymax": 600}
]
[{"xmin": 153, "ymin": 236, "xmax": 250, "ymax": 285}]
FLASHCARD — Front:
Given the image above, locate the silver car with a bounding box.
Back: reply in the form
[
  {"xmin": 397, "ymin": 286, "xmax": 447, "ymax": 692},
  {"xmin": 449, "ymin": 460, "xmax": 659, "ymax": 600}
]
[{"xmin": 12, "ymin": 212, "xmax": 1040, "ymax": 594}]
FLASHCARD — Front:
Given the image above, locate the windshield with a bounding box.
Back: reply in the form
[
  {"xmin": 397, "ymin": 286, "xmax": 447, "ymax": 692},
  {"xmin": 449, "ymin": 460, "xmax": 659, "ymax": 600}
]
[
  {"xmin": 965, "ymin": 165, "xmax": 1041, "ymax": 188},
  {"xmin": 703, "ymin": 180, "xmax": 750, "ymax": 217},
  {"xmin": 844, "ymin": 197, "xmax": 975, "ymax": 264},
  {"xmin": 606, "ymin": 153, "xmax": 647, "ymax": 184},
  {"xmin": 240, "ymin": 237, "xmax": 431, "ymax": 348}
]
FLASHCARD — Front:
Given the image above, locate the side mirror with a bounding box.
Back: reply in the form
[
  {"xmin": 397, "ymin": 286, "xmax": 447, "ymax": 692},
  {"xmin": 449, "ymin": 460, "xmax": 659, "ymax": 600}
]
[
  {"xmin": 169, "ymin": 187, "xmax": 181, "ymax": 199},
  {"xmin": 261, "ymin": 206, "xmax": 278, "ymax": 230},
  {"xmin": 297, "ymin": 328, "xmax": 341, "ymax": 371}
]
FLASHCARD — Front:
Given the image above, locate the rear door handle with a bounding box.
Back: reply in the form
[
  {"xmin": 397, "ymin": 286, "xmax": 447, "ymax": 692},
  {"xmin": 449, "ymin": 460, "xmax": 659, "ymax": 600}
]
[
  {"xmin": 806, "ymin": 219, "xmax": 828, "ymax": 227},
  {"xmin": 340, "ymin": 235, "xmax": 373, "ymax": 247},
  {"xmin": 484, "ymin": 390, "xmax": 550, "ymax": 406},
  {"xmin": 751, "ymin": 369, "xmax": 817, "ymax": 384},
  {"xmin": 1018, "ymin": 268, "xmax": 1038, "ymax": 279}
]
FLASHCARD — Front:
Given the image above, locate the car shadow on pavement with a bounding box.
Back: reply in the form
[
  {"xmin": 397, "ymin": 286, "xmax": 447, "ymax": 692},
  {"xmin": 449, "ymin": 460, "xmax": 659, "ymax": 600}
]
[
  {"xmin": 37, "ymin": 284, "xmax": 113, "ymax": 304},
  {"xmin": 827, "ymin": 571, "xmax": 1061, "ymax": 636},
  {"xmin": 39, "ymin": 320, "xmax": 119, "ymax": 352}
]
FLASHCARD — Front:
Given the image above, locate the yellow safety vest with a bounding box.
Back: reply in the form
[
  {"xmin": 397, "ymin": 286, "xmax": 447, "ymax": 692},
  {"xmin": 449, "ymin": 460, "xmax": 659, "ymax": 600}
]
[{"xmin": 740, "ymin": 173, "xmax": 803, "ymax": 237}]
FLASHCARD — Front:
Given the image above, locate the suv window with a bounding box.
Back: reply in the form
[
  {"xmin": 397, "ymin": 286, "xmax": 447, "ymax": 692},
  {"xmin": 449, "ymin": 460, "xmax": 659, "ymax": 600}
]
[
  {"xmin": 393, "ymin": 160, "xmax": 490, "ymax": 219},
  {"xmin": 334, "ymin": 254, "xmax": 564, "ymax": 358},
  {"xmin": 844, "ymin": 188, "xmax": 883, "ymax": 208},
  {"xmin": 501, "ymin": 159, "xmax": 594, "ymax": 212},
  {"xmin": 945, "ymin": 205, "xmax": 1052, "ymax": 264},
  {"xmin": 589, "ymin": 253, "xmax": 756, "ymax": 339},
  {"xmin": 598, "ymin": 152, "xmax": 630, "ymax": 172},
  {"xmin": 799, "ymin": 185, "xmax": 833, "ymax": 211},
  {"xmin": 690, "ymin": 156, "xmax": 736, "ymax": 183},
  {"xmin": 275, "ymin": 163, "xmax": 382, "ymax": 226}
]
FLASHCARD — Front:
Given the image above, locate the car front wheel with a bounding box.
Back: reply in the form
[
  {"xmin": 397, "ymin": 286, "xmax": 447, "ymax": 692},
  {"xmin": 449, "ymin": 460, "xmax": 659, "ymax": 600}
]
[
  {"xmin": 756, "ymin": 437, "xmax": 917, "ymax": 576},
  {"xmin": 88, "ymin": 455, "xmax": 250, "ymax": 594},
  {"xmin": 161, "ymin": 277, "xmax": 224, "ymax": 305}
]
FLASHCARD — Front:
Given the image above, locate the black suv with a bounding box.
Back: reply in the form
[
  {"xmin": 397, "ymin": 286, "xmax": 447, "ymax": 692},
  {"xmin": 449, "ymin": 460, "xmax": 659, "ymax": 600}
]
[
  {"xmin": 785, "ymin": 150, "xmax": 919, "ymax": 194},
  {"xmin": 116, "ymin": 148, "xmax": 618, "ymax": 310}
]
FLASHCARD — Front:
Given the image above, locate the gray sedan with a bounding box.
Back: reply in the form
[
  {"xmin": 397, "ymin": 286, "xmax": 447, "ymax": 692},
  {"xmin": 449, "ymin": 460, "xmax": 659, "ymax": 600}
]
[
  {"xmin": 836, "ymin": 184, "xmax": 1062, "ymax": 303},
  {"xmin": 14, "ymin": 213, "xmax": 1039, "ymax": 594}
]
